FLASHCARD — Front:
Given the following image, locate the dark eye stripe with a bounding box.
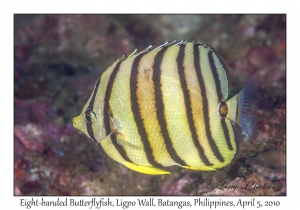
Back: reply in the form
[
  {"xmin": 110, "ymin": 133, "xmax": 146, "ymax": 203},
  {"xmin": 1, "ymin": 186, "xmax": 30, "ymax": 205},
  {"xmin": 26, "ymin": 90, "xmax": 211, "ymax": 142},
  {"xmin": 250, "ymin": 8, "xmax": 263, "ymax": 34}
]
[
  {"xmin": 87, "ymin": 78, "xmax": 101, "ymax": 110},
  {"xmin": 85, "ymin": 78, "xmax": 101, "ymax": 148}
]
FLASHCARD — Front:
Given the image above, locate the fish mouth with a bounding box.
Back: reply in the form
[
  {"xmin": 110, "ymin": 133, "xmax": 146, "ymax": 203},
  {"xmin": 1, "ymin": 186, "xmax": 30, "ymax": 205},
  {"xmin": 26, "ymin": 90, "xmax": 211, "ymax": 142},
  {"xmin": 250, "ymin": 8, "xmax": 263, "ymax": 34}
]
[{"xmin": 72, "ymin": 116, "xmax": 80, "ymax": 129}]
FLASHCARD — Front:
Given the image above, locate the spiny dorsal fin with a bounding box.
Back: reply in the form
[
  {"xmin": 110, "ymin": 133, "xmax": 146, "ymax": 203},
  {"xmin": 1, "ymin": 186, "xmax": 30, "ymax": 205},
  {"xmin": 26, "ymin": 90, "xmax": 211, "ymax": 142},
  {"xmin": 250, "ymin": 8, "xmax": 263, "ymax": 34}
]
[{"xmin": 116, "ymin": 40, "xmax": 206, "ymax": 64}]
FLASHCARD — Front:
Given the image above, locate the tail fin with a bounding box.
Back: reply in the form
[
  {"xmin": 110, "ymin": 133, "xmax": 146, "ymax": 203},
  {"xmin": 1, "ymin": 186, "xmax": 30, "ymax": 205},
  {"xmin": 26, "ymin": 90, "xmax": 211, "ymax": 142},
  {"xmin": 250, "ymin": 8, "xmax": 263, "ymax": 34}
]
[{"xmin": 226, "ymin": 81, "xmax": 259, "ymax": 139}]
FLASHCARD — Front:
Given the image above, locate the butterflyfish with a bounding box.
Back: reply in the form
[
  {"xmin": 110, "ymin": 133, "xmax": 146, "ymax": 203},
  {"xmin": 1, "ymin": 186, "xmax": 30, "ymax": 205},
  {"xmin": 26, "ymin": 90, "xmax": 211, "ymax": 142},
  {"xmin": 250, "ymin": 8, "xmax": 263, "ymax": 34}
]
[{"xmin": 73, "ymin": 41, "xmax": 257, "ymax": 175}]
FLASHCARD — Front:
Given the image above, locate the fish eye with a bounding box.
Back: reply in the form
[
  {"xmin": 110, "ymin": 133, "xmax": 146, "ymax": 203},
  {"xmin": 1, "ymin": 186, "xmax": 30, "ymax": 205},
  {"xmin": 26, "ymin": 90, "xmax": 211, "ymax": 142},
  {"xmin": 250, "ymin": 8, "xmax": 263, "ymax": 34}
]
[
  {"xmin": 84, "ymin": 109, "xmax": 96, "ymax": 124},
  {"xmin": 85, "ymin": 115, "xmax": 92, "ymax": 122},
  {"xmin": 84, "ymin": 113, "xmax": 92, "ymax": 124}
]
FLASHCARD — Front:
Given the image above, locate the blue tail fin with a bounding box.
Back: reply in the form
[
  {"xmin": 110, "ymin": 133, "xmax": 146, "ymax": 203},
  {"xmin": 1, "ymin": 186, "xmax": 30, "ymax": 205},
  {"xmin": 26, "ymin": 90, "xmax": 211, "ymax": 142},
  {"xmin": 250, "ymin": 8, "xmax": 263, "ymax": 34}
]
[{"xmin": 226, "ymin": 81, "xmax": 259, "ymax": 138}]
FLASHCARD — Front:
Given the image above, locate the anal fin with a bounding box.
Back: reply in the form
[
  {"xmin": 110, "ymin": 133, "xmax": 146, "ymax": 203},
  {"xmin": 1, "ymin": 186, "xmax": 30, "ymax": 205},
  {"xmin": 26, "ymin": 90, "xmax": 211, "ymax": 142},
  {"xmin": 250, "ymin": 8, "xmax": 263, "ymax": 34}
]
[
  {"xmin": 182, "ymin": 165, "xmax": 216, "ymax": 171},
  {"xmin": 123, "ymin": 161, "xmax": 171, "ymax": 175}
]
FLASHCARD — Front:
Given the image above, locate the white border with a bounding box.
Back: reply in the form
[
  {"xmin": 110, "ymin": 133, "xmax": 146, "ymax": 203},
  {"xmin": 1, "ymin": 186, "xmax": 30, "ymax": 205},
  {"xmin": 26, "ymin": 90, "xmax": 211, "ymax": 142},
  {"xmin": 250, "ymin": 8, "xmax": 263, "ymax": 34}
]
[{"xmin": 3, "ymin": 1, "xmax": 297, "ymax": 209}]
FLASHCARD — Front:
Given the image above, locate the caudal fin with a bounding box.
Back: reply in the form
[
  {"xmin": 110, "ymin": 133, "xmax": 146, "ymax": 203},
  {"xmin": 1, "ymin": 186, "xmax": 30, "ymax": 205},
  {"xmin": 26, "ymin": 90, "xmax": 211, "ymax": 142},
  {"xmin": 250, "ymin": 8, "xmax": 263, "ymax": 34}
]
[{"xmin": 226, "ymin": 81, "xmax": 259, "ymax": 138}]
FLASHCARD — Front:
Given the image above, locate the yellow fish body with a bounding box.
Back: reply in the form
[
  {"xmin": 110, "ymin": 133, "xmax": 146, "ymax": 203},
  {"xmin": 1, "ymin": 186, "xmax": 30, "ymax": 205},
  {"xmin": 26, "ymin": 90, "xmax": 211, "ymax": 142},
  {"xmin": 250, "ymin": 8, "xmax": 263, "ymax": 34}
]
[{"xmin": 73, "ymin": 41, "xmax": 257, "ymax": 175}]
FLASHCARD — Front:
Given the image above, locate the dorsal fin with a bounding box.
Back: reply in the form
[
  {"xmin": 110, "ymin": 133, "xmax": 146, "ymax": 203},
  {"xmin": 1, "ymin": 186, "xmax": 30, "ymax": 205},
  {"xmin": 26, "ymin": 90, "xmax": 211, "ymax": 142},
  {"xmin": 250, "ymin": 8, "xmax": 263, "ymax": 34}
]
[
  {"xmin": 116, "ymin": 40, "xmax": 198, "ymax": 64},
  {"xmin": 135, "ymin": 45, "xmax": 153, "ymax": 56}
]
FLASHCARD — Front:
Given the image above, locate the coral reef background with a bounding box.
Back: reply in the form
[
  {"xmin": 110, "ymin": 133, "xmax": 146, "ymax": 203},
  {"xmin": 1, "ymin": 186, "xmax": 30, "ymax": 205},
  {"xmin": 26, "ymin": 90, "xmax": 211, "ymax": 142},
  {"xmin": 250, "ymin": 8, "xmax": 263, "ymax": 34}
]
[{"xmin": 14, "ymin": 14, "xmax": 286, "ymax": 195}]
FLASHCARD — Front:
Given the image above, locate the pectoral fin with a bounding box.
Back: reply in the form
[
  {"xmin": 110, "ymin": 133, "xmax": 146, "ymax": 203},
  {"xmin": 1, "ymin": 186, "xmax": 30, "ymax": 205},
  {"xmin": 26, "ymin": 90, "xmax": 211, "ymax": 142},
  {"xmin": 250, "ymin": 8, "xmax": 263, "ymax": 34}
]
[
  {"xmin": 107, "ymin": 111, "xmax": 140, "ymax": 149},
  {"xmin": 114, "ymin": 131, "xmax": 140, "ymax": 149}
]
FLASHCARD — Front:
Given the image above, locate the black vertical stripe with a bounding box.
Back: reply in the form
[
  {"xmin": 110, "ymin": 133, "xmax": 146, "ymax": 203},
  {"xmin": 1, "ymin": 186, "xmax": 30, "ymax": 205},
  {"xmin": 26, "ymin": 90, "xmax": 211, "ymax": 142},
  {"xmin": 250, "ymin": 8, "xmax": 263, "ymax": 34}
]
[
  {"xmin": 130, "ymin": 53, "xmax": 163, "ymax": 168},
  {"xmin": 205, "ymin": 43, "xmax": 231, "ymax": 95},
  {"xmin": 86, "ymin": 119, "xmax": 100, "ymax": 148},
  {"xmin": 208, "ymin": 51, "xmax": 223, "ymax": 101},
  {"xmin": 103, "ymin": 60, "xmax": 132, "ymax": 162},
  {"xmin": 220, "ymin": 118, "xmax": 233, "ymax": 150},
  {"xmin": 177, "ymin": 44, "xmax": 213, "ymax": 166},
  {"xmin": 153, "ymin": 44, "xmax": 187, "ymax": 166},
  {"xmin": 87, "ymin": 78, "xmax": 100, "ymax": 110},
  {"xmin": 193, "ymin": 44, "xmax": 225, "ymax": 163},
  {"xmin": 229, "ymin": 120, "xmax": 238, "ymax": 162},
  {"xmin": 235, "ymin": 96, "xmax": 239, "ymax": 122},
  {"xmin": 85, "ymin": 78, "xmax": 101, "ymax": 148}
]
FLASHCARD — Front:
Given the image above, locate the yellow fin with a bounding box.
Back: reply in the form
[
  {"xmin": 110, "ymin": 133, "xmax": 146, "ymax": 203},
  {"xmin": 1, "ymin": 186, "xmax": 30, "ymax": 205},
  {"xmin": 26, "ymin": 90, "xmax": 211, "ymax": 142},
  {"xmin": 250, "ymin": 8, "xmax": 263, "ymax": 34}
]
[
  {"xmin": 183, "ymin": 166, "xmax": 216, "ymax": 171},
  {"xmin": 123, "ymin": 161, "xmax": 171, "ymax": 175}
]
